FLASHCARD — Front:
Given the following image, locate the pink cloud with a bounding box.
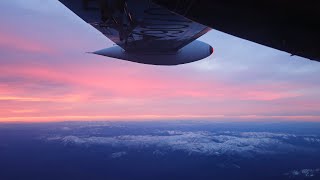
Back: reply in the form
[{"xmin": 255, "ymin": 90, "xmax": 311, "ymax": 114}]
[
  {"xmin": 1, "ymin": 59, "xmax": 320, "ymax": 122},
  {"xmin": 0, "ymin": 31, "xmax": 54, "ymax": 54}
]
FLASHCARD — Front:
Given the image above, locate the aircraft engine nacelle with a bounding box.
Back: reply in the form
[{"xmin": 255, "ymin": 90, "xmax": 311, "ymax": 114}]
[{"xmin": 93, "ymin": 40, "xmax": 213, "ymax": 65}]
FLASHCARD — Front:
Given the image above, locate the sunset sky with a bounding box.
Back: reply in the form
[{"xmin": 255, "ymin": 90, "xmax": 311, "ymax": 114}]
[{"xmin": 1, "ymin": 0, "xmax": 320, "ymax": 122}]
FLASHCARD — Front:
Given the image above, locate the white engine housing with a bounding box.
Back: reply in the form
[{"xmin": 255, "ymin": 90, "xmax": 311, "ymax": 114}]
[{"xmin": 93, "ymin": 40, "xmax": 213, "ymax": 65}]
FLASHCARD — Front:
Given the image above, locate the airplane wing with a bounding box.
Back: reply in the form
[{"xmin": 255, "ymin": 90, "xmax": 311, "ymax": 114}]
[
  {"xmin": 58, "ymin": 0, "xmax": 213, "ymax": 65},
  {"xmin": 59, "ymin": 0, "xmax": 319, "ymax": 64},
  {"xmin": 154, "ymin": 0, "xmax": 320, "ymax": 62}
]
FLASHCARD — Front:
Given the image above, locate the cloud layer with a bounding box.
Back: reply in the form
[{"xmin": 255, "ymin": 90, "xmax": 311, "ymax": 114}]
[
  {"xmin": 285, "ymin": 168, "xmax": 320, "ymax": 178},
  {"xmin": 46, "ymin": 130, "xmax": 320, "ymax": 157}
]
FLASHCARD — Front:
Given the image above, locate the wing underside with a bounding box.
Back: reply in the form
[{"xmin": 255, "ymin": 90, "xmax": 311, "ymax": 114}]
[{"xmin": 58, "ymin": 0, "xmax": 211, "ymax": 53}]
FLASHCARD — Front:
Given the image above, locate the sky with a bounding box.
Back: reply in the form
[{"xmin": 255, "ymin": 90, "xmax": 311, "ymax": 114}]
[{"xmin": 1, "ymin": 0, "xmax": 320, "ymax": 122}]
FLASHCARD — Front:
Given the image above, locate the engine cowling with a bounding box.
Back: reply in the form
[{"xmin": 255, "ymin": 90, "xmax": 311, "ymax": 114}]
[{"xmin": 93, "ymin": 40, "xmax": 213, "ymax": 65}]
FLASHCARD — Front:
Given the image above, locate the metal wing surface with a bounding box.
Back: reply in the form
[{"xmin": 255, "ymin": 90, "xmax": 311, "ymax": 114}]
[{"xmin": 58, "ymin": 0, "xmax": 211, "ymax": 53}]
